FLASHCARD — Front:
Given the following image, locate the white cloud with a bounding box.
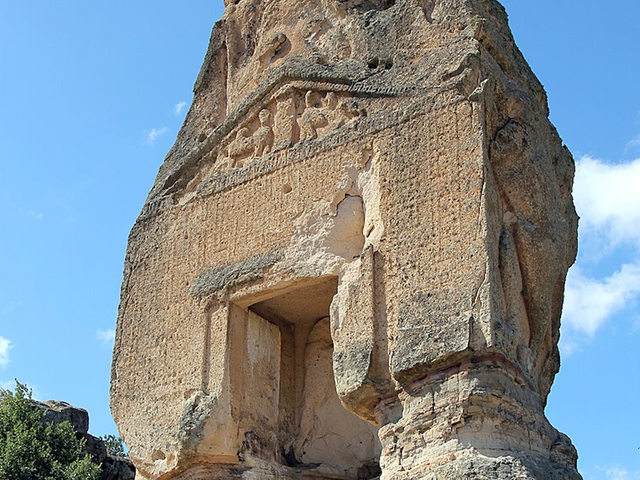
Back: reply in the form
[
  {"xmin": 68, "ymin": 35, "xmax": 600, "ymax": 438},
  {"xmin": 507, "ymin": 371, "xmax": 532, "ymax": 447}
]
[
  {"xmin": 2, "ymin": 300, "xmax": 21, "ymax": 316},
  {"xmin": 625, "ymin": 133, "xmax": 640, "ymax": 153},
  {"xmin": 574, "ymin": 156, "xmax": 640, "ymax": 248},
  {"xmin": 559, "ymin": 338, "xmax": 579, "ymax": 357},
  {"xmin": 17, "ymin": 208, "xmax": 43, "ymax": 221},
  {"xmin": 560, "ymin": 156, "xmax": 640, "ymax": 352},
  {"xmin": 97, "ymin": 329, "xmax": 115, "ymax": 345},
  {"xmin": 143, "ymin": 127, "xmax": 168, "ymax": 146},
  {"xmin": 563, "ymin": 263, "xmax": 640, "ymax": 336},
  {"xmin": 174, "ymin": 101, "xmax": 187, "ymax": 116},
  {"xmin": 606, "ymin": 467, "xmax": 630, "ymax": 480},
  {"xmin": 603, "ymin": 466, "xmax": 640, "ymax": 480},
  {"xmin": 0, "ymin": 336, "xmax": 11, "ymax": 368}
]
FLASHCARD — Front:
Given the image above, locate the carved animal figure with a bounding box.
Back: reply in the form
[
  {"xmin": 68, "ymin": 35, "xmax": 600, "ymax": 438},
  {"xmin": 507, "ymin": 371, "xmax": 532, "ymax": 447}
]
[
  {"xmin": 228, "ymin": 127, "xmax": 254, "ymax": 163},
  {"xmin": 227, "ymin": 110, "xmax": 274, "ymax": 167}
]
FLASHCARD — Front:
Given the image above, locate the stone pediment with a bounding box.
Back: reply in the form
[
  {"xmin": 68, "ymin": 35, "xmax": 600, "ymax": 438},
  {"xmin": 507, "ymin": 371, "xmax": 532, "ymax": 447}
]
[{"xmin": 155, "ymin": 56, "xmax": 418, "ymax": 208}]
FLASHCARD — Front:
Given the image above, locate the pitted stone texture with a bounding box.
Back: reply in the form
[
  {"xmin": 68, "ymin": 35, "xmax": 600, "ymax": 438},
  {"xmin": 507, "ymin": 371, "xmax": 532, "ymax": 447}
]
[{"xmin": 111, "ymin": 0, "xmax": 580, "ymax": 478}]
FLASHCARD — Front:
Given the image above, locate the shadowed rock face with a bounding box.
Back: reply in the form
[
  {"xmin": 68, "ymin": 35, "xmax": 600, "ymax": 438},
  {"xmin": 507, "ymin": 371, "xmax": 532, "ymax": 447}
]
[{"xmin": 110, "ymin": 0, "xmax": 580, "ymax": 478}]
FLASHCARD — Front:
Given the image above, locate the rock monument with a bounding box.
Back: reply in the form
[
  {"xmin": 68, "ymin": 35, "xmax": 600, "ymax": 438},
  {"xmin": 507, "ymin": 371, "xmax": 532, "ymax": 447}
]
[{"xmin": 111, "ymin": 0, "xmax": 581, "ymax": 478}]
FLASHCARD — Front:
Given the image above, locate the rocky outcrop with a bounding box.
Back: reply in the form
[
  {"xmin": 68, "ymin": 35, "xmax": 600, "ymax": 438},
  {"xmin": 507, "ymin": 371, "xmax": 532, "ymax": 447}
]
[
  {"xmin": 112, "ymin": 0, "xmax": 580, "ymax": 478},
  {"xmin": 33, "ymin": 400, "xmax": 90, "ymax": 434},
  {"xmin": 32, "ymin": 400, "xmax": 135, "ymax": 480}
]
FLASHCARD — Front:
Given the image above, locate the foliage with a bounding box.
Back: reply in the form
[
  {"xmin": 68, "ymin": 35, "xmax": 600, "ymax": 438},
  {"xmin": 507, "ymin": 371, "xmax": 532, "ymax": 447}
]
[
  {"xmin": 0, "ymin": 381, "xmax": 100, "ymax": 480},
  {"xmin": 101, "ymin": 434, "xmax": 128, "ymax": 457}
]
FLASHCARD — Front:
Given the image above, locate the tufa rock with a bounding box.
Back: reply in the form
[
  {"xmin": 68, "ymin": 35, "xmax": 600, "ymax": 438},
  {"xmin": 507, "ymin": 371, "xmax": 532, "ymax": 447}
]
[{"xmin": 111, "ymin": 0, "xmax": 581, "ymax": 478}]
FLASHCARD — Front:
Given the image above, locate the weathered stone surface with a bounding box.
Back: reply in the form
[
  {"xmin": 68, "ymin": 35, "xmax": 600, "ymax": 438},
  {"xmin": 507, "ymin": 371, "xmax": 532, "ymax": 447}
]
[
  {"xmin": 33, "ymin": 399, "xmax": 89, "ymax": 435},
  {"xmin": 111, "ymin": 0, "xmax": 580, "ymax": 478}
]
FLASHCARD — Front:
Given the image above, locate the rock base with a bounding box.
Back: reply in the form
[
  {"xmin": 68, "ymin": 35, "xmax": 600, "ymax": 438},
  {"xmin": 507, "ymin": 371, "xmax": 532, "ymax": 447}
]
[
  {"xmin": 377, "ymin": 357, "xmax": 580, "ymax": 479},
  {"xmin": 170, "ymin": 462, "xmax": 381, "ymax": 480}
]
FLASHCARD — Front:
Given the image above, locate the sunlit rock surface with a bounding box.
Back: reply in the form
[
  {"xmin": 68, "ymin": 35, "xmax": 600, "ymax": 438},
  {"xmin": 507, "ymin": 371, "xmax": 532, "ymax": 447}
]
[{"xmin": 111, "ymin": 0, "xmax": 580, "ymax": 478}]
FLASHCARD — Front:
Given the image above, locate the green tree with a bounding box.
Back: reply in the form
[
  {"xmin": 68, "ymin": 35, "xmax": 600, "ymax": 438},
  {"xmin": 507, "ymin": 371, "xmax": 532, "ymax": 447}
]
[
  {"xmin": 100, "ymin": 434, "xmax": 128, "ymax": 457},
  {"xmin": 0, "ymin": 381, "xmax": 100, "ymax": 480}
]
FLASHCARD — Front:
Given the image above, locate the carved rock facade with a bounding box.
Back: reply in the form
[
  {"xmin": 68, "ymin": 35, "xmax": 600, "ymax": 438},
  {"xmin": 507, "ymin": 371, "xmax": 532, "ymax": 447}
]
[{"xmin": 111, "ymin": 0, "xmax": 581, "ymax": 478}]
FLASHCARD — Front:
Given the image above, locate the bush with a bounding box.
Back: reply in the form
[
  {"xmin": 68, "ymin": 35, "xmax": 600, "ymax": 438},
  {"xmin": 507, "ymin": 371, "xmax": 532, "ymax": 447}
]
[{"xmin": 0, "ymin": 381, "xmax": 100, "ymax": 480}]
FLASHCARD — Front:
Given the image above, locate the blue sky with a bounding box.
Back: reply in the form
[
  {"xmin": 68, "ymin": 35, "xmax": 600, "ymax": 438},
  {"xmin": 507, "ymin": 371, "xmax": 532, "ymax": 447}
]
[{"xmin": 1, "ymin": 1, "xmax": 638, "ymax": 479}]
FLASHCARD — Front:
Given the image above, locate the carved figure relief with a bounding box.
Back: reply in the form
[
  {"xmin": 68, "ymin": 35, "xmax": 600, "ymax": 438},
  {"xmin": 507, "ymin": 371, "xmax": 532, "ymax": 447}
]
[
  {"xmin": 300, "ymin": 90, "xmax": 330, "ymax": 141},
  {"xmin": 226, "ymin": 109, "xmax": 274, "ymax": 168},
  {"xmin": 218, "ymin": 85, "xmax": 365, "ymax": 172},
  {"xmin": 257, "ymin": 32, "xmax": 289, "ymax": 70},
  {"xmin": 273, "ymin": 87, "xmax": 298, "ymax": 147},
  {"xmin": 254, "ymin": 109, "xmax": 274, "ymax": 157},
  {"xmin": 227, "ymin": 127, "xmax": 254, "ymax": 165},
  {"xmin": 113, "ymin": 2, "xmax": 582, "ymax": 479}
]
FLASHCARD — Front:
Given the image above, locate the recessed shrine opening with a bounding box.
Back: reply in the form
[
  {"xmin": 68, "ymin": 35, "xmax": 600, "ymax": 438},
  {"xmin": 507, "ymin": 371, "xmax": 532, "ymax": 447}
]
[{"xmin": 233, "ymin": 277, "xmax": 381, "ymax": 479}]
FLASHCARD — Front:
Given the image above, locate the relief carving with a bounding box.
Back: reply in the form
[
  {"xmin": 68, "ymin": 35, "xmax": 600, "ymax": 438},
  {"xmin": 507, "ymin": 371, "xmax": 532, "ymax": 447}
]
[
  {"xmin": 227, "ymin": 109, "xmax": 274, "ymax": 168},
  {"xmin": 300, "ymin": 90, "xmax": 330, "ymax": 141},
  {"xmin": 257, "ymin": 32, "xmax": 289, "ymax": 69},
  {"xmin": 274, "ymin": 87, "xmax": 298, "ymax": 147},
  {"xmin": 219, "ymin": 85, "xmax": 365, "ymax": 171},
  {"xmin": 115, "ymin": 2, "xmax": 581, "ymax": 478},
  {"xmin": 299, "ymin": 90, "xmax": 354, "ymax": 141},
  {"xmin": 227, "ymin": 127, "xmax": 254, "ymax": 165},
  {"xmin": 254, "ymin": 109, "xmax": 274, "ymax": 157}
]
